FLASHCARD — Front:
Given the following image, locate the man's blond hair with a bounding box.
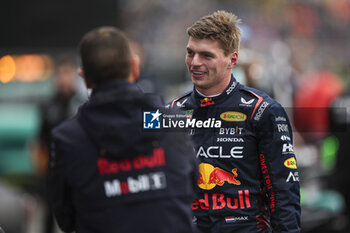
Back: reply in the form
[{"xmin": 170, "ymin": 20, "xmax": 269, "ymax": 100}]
[{"xmin": 187, "ymin": 11, "xmax": 242, "ymax": 55}]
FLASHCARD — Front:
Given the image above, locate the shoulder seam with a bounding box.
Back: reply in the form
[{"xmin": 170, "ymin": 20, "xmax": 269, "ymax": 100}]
[
  {"xmin": 247, "ymin": 90, "xmax": 264, "ymax": 120},
  {"xmin": 170, "ymin": 92, "xmax": 192, "ymax": 109}
]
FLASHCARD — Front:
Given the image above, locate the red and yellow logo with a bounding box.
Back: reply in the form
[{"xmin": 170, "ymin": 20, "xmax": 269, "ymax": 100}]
[
  {"xmin": 200, "ymin": 97, "xmax": 215, "ymax": 107},
  {"xmin": 198, "ymin": 163, "xmax": 241, "ymax": 190},
  {"xmin": 220, "ymin": 111, "xmax": 247, "ymax": 122},
  {"xmin": 284, "ymin": 157, "xmax": 297, "ymax": 169}
]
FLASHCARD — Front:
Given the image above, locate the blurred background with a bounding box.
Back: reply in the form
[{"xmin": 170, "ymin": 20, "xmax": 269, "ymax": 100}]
[{"xmin": 1, "ymin": 0, "xmax": 350, "ymax": 232}]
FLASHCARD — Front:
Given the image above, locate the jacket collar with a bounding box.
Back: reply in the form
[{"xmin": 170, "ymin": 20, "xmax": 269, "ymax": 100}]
[
  {"xmin": 192, "ymin": 75, "xmax": 238, "ymax": 108},
  {"xmin": 91, "ymin": 80, "xmax": 137, "ymax": 97},
  {"xmin": 87, "ymin": 80, "xmax": 142, "ymax": 105}
]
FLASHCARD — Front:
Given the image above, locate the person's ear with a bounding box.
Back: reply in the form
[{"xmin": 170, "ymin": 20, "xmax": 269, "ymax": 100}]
[
  {"xmin": 228, "ymin": 52, "xmax": 238, "ymax": 69},
  {"xmin": 129, "ymin": 54, "xmax": 140, "ymax": 83},
  {"xmin": 79, "ymin": 68, "xmax": 94, "ymax": 89}
]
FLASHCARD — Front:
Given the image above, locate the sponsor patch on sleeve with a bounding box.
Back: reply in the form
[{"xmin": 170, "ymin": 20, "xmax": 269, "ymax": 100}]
[{"xmin": 254, "ymin": 101, "xmax": 269, "ymax": 121}]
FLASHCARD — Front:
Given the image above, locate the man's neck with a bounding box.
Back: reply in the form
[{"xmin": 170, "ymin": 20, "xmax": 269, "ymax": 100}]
[
  {"xmin": 195, "ymin": 89, "xmax": 220, "ymax": 98},
  {"xmin": 195, "ymin": 75, "xmax": 231, "ymax": 97}
]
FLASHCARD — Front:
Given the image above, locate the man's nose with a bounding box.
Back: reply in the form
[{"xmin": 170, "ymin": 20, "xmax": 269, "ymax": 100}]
[{"xmin": 191, "ymin": 54, "xmax": 202, "ymax": 67}]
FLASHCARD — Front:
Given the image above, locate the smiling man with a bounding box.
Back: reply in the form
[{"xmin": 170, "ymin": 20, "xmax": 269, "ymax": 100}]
[
  {"xmin": 170, "ymin": 11, "xmax": 301, "ymax": 233},
  {"xmin": 186, "ymin": 37, "xmax": 236, "ymax": 96}
]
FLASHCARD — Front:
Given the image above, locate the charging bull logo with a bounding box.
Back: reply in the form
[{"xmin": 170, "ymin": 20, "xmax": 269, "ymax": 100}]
[
  {"xmin": 198, "ymin": 163, "xmax": 241, "ymax": 190},
  {"xmin": 200, "ymin": 97, "xmax": 215, "ymax": 107}
]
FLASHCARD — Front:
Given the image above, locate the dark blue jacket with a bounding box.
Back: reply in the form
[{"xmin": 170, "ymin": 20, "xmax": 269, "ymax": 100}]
[
  {"xmin": 48, "ymin": 81, "xmax": 197, "ymax": 233},
  {"xmin": 169, "ymin": 76, "xmax": 300, "ymax": 233}
]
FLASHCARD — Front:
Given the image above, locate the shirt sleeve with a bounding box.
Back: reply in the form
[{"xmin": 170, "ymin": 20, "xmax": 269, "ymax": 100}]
[
  {"xmin": 47, "ymin": 131, "xmax": 75, "ymax": 233},
  {"xmin": 257, "ymin": 102, "xmax": 301, "ymax": 233}
]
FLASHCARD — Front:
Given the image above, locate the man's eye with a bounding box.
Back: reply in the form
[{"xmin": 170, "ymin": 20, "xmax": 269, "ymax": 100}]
[
  {"xmin": 187, "ymin": 51, "xmax": 194, "ymax": 56},
  {"xmin": 204, "ymin": 54, "xmax": 212, "ymax": 58}
]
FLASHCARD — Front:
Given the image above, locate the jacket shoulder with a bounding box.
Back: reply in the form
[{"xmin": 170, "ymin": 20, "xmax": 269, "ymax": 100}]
[
  {"xmin": 52, "ymin": 116, "xmax": 84, "ymax": 144},
  {"xmin": 238, "ymin": 85, "xmax": 272, "ymax": 101},
  {"xmin": 167, "ymin": 91, "xmax": 192, "ymax": 109},
  {"xmin": 237, "ymin": 85, "xmax": 282, "ymax": 121}
]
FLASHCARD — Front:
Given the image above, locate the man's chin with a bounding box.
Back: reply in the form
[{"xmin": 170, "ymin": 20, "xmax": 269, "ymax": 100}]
[
  {"xmin": 191, "ymin": 77, "xmax": 205, "ymax": 86},
  {"xmin": 192, "ymin": 81, "xmax": 209, "ymax": 91}
]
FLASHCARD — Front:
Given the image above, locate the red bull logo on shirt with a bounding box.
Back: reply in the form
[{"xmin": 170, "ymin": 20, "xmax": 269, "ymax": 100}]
[
  {"xmin": 193, "ymin": 163, "xmax": 250, "ymax": 212},
  {"xmin": 200, "ymin": 97, "xmax": 215, "ymax": 107},
  {"xmin": 192, "ymin": 190, "xmax": 251, "ymax": 210},
  {"xmin": 198, "ymin": 163, "xmax": 241, "ymax": 190}
]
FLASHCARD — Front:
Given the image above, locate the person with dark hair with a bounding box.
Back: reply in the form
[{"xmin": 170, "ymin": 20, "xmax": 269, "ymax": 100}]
[
  {"xmin": 169, "ymin": 11, "xmax": 300, "ymax": 233},
  {"xmin": 48, "ymin": 26, "xmax": 197, "ymax": 233},
  {"xmin": 34, "ymin": 54, "xmax": 84, "ymax": 233},
  {"xmin": 37, "ymin": 55, "xmax": 82, "ymax": 175}
]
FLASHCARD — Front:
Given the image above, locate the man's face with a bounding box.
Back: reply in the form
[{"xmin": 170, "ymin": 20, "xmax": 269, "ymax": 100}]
[
  {"xmin": 55, "ymin": 64, "xmax": 77, "ymax": 97},
  {"xmin": 185, "ymin": 37, "xmax": 237, "ymax": 95}
]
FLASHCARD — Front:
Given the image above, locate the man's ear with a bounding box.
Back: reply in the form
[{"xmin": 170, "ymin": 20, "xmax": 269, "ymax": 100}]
[
  {"xmin": 79, "ymin": 68, "xmax": 94, "ymax": 89},
  {"xmin": 228, "ymin": 52, "xmax": 238, "ymax": 69},
  {"xmin": 129, "ymin": 54, "xmax": 140, "ymax": 83}
]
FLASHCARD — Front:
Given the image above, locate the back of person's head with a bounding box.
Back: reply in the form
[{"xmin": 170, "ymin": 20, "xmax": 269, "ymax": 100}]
[
  {"xmin": 79, "ymin": 26, "xmax": 131, "ymax": 86},
  {"xmin": 187, "ymin": 10, "xmax": 242, "ymax": 55}
]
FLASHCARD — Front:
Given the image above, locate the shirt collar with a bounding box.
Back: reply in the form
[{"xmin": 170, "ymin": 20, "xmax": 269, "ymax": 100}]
[{"xmin": 193, "ymin": 75, "xmax": 238, "ymax": 108}]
